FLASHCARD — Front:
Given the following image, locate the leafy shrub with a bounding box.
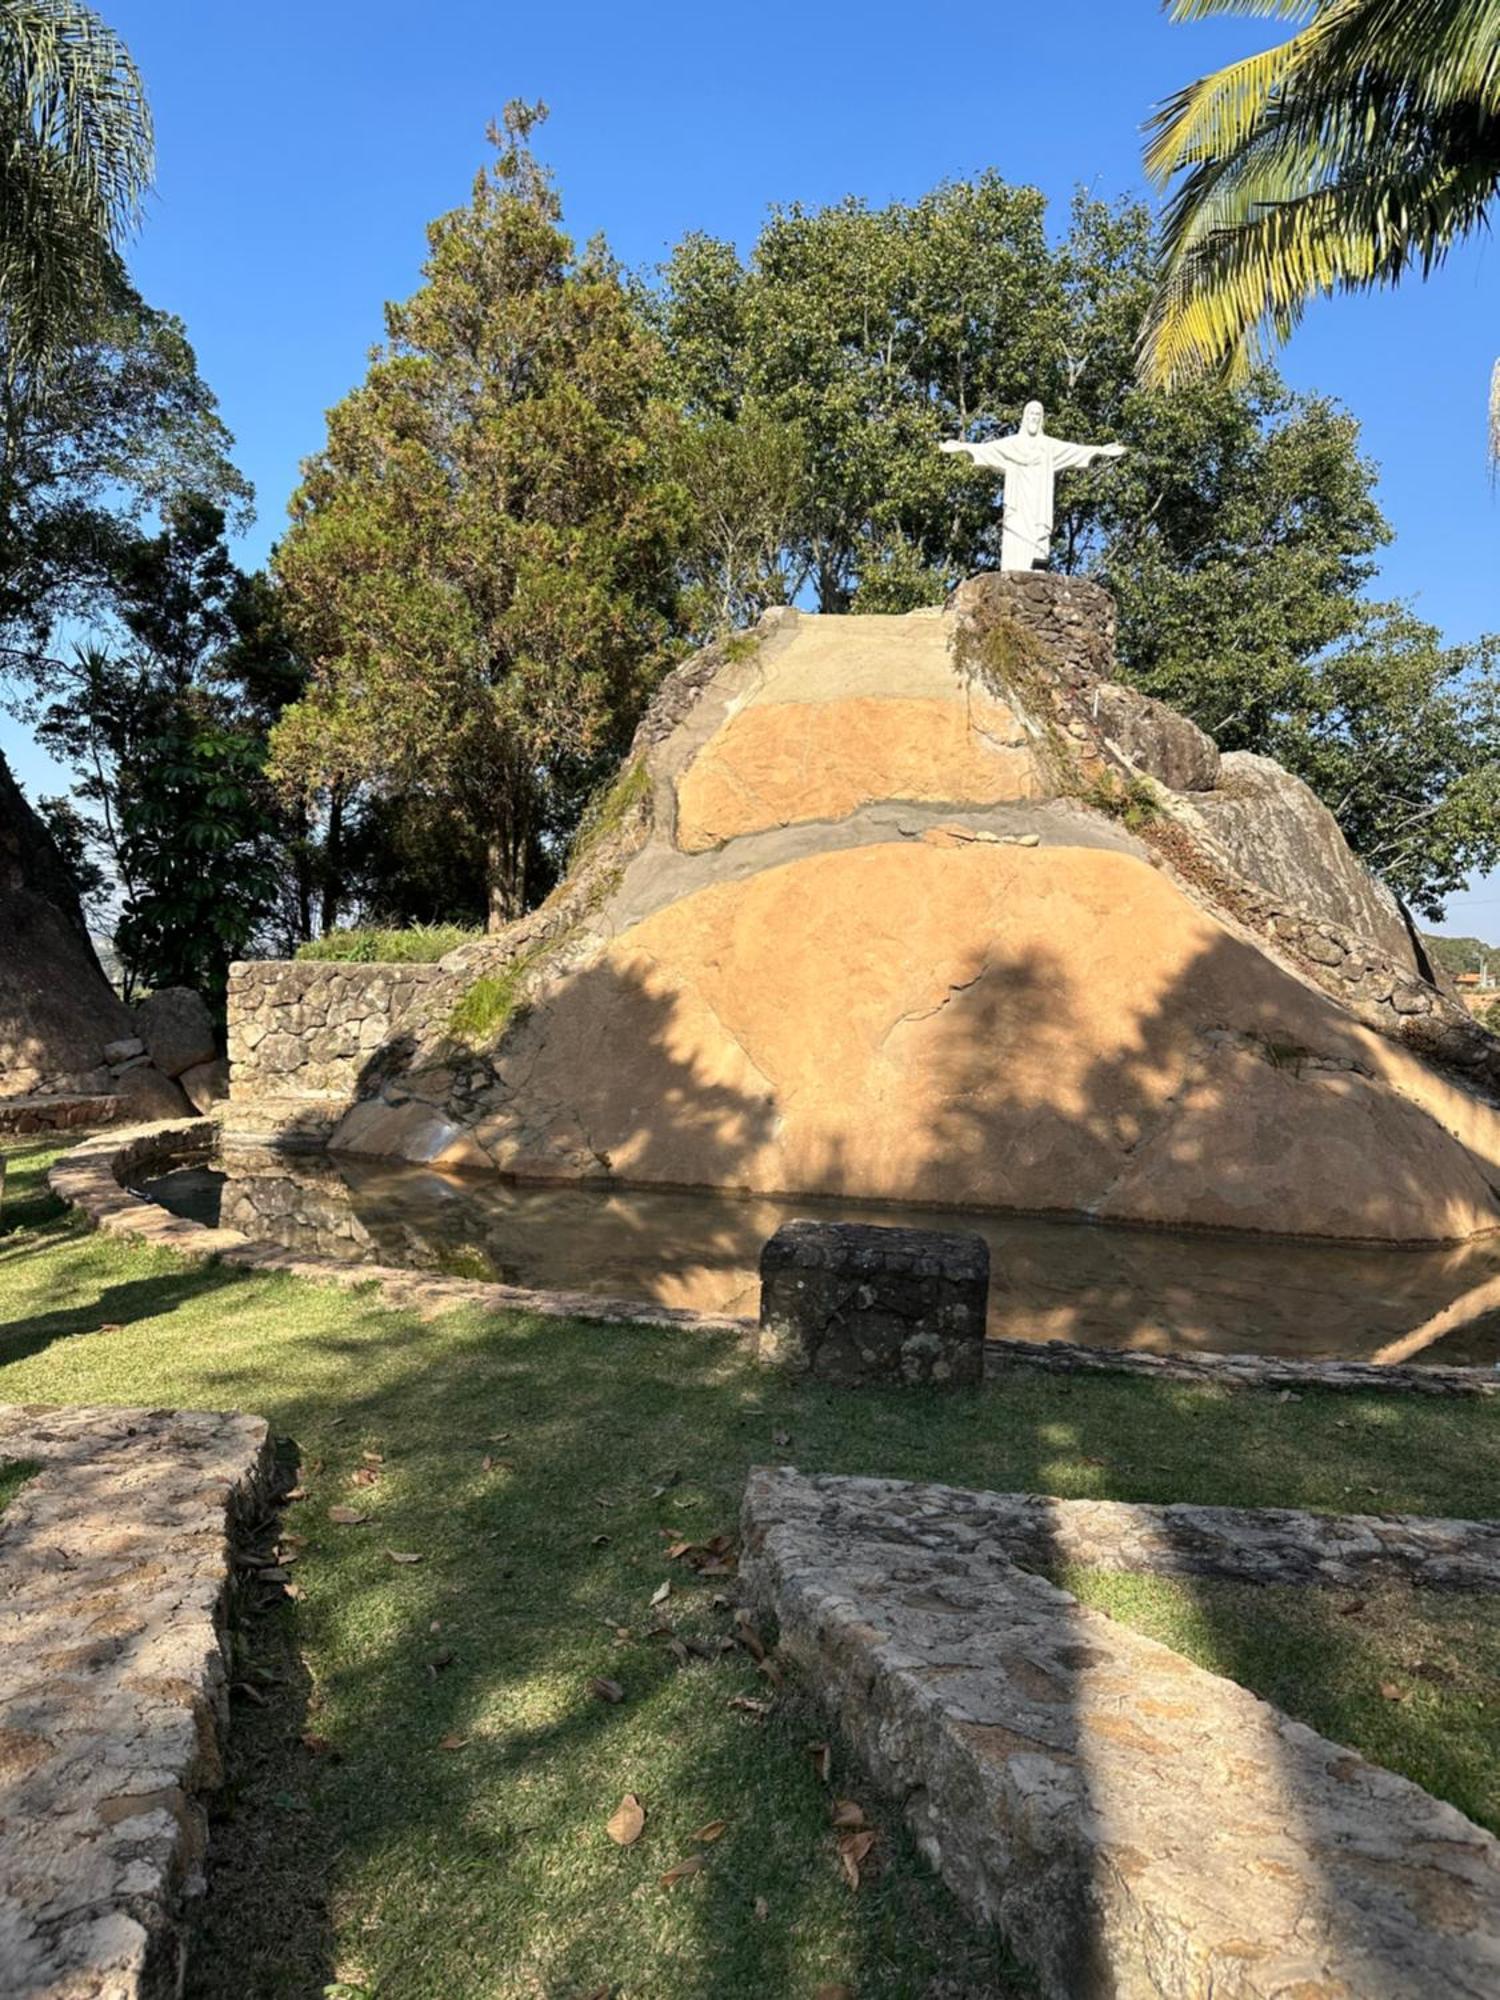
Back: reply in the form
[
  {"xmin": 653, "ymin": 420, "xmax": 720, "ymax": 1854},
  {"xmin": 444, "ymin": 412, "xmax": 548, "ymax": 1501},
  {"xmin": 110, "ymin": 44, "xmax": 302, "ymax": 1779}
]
[{"xmin": 295, "ymin": 923, "xmax": 482, "ymax": 965}]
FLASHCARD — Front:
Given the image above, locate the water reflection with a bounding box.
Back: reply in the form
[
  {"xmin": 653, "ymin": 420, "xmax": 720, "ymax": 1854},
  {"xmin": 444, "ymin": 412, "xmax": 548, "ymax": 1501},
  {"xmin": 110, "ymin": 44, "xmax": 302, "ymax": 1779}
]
[{"xmin": 134, "ymin": 1149, "xmax": 1500, "ymax": 1366}]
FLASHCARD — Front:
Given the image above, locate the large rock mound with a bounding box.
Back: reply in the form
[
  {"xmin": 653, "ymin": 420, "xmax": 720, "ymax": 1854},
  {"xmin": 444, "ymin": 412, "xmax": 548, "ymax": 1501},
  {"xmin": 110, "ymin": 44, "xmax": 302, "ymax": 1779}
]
[
  {"xmin": 0, "ymin": 751, "xmax": 188, "ymax": 1116},
  {"xmin": 238, "ymin": 579, "xmax": 1500, "ymax": 1244}
]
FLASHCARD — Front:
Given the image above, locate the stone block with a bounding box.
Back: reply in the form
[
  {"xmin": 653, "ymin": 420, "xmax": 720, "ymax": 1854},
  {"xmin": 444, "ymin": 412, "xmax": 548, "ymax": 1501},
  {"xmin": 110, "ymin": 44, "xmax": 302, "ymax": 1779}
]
[
  {"xmin": 179, "ymin": 1056, "xmax": 229, "ymax": 1113},
  {"xmin": 757, "ymin": 1219, "xmax": 988, "ymax": 1385},
  {"xmin": 134, "ymin": 985, "xmax": 217, "ymax": 1078}
]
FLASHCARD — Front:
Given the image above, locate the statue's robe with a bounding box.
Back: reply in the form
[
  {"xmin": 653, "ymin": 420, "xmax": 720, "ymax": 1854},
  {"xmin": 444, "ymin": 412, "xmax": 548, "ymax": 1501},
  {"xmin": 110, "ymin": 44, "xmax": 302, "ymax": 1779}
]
[{"xmin": 962, "ymin": 433, "xmax": 1100, "ymax": 571}]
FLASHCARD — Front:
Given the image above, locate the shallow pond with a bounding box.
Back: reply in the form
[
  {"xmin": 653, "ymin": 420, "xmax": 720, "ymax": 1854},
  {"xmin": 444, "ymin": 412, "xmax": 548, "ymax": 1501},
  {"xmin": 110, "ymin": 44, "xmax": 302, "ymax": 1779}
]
[{"xmin": 129, "ymin": 1144, "xmax": 1500, "ymax": 1369}]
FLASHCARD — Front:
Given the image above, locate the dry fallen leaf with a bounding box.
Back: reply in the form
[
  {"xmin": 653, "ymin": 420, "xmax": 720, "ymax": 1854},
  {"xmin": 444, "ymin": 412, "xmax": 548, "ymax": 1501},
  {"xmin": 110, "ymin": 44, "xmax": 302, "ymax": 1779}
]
[
  {"xmin": 753, "ymin": 1894, "xmax": 769, "ymax": 1921},
  {"xmin": 814, "ymin": 1985, "xmax": 854, "ymax": 2000},
  {"xmin": 660, "ymin": 1852, "xmax": 707, "ymax": 1888},
  {"xmin": 727, "ymin": 1695, "xmax": 772, "ymax": 1719},
  {"xmin": 808, "ymin": 1741, "xmax": 832, "ymax": 1783},
  {"xmin": 691, "ymin": 1819, "xmax": 728, "ymax": 1844},
  {"xmin": 437, "ymin": 1732, "xmax": 468, "ymax": 1751},
  {"xmin": 606, "ymin": 1793, "xmax": 646, "ymax": 1846},
  {"xmin": 361, "ymin": 1450, "xmax": 384, "ymax": 1464},
  {"xmin": 1379, "ymin": 1681, "xmax": 1410, "ymax": 1703},
  {"xmin": 384, "ymin": 1549, "xmax": 423, "ymax": 1565},
  {"xmin": 830, "ymin": 1800, "xmax": 867, "ymax": 1829},
  {"xmin": 650, "ymin": 1580, "xmax": 672, "ymax": 1607},
  {"xmin": 299, "ymin": 1732, "xmax": 336, "ymax": 1758},
  {"xmin": 351, "ymin": 1466, "xmax": 379, "ymax": 1488},
  {"xmin": 327, "ymin": 1505, "xmax": 367, "ymax": 1526},
  {"xmin": 837, "ymin": 1828, "xmax": 876, "ymax": 1889},
  {"xmin": 591, "ymin": 1676, "xmax": 626, "ymax": 1705},
  {"xmin": 733, "ymin": 1611, "xmax": 767, "ymax": 1662},
  {"xmin": 282, "ymin": 1485, "xmax": 307, "ymax": 1502}
]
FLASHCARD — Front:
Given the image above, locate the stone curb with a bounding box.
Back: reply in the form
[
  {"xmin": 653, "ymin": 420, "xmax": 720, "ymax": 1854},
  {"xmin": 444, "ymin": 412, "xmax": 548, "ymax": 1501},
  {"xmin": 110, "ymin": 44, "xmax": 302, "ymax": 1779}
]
[
  {"xmin": 43, "ymin": 1121, "xmax": 1500, "ymax": 1393},
  {"xmin": 0, "ymin": 1403, "xmax": 274, "ymax": 1999},
  {"xmin": 760, "ymin": 1472, "xmax": 1500, "ymax": 1594},
  {"xmin": 742, "ymin": 1467, "xmax": 1500, "ymax": 1999}
]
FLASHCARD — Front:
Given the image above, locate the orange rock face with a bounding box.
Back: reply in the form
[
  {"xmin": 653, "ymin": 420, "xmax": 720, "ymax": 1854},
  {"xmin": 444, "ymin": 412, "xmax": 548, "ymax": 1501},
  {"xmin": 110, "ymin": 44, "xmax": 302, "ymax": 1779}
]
[
  {"xmin": 466, "ymin": 843, "xmax": 1500, "ymax": 1244},
  {"xmin": 313, "ymin": 595, "xmax": 1500, "ymax": 1244},
  {"xmin": 675, "ymin": 691, "xmax": 1039, "ymax": 850}
]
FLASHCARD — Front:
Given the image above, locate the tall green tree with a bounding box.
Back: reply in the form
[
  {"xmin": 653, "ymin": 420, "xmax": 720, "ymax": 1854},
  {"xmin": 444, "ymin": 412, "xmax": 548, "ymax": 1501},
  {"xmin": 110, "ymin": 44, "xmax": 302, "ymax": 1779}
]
[
  {"xmin": 652, "ymin": 178, "xmax": 1063, "ymax": 611},
  {"xmin": 271, "ymin": 103, "xmax": 684, "ymax": 930},
  {"xmin": 29, "ymin": 498, "xmax": 288, "ymax": 1006},
  {"xmin": 1139, "ymin": 0, "xmax": 1500, "ymax": 443},
  {"xmin": 1, "ymin": 0, "xmax": 152, "ymax": 377},
  {"xmin": 0, "ymin": 280, "xmax": 250, "ymax": 673}
]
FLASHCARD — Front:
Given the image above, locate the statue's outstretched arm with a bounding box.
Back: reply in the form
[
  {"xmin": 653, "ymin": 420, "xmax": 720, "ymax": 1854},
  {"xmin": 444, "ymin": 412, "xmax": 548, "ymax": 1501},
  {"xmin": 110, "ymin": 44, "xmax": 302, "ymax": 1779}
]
[
  {"xmin": 939, "ymin": 439, "xmax": 1013, "ymax": 468},
  {"xmin": 1047, "ymin": 438, "xmax": 1127, "ymax": 472}
]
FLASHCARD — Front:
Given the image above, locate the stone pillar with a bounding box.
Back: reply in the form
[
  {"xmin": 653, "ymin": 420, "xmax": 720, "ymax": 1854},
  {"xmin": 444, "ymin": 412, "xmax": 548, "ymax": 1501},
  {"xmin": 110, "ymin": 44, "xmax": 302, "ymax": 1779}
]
[
  {"xmin": 951, "ymin": 571, "xmax": 1118, "ymax": 684},
  {"xmin": 758, "ymin": 1220, "xmax": 989, "ymax": 1386}
]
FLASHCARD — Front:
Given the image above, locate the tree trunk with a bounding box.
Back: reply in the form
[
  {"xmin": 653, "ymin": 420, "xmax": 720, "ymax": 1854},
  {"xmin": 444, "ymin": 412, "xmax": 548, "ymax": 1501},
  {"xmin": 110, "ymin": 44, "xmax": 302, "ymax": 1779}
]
[
  {"xmin": 319, "ymin": 787, "xmax": 345, "ymax": 935},
  {"xmin": 485, "ymin": 831, "xmax": 524, "ymax": 932}
]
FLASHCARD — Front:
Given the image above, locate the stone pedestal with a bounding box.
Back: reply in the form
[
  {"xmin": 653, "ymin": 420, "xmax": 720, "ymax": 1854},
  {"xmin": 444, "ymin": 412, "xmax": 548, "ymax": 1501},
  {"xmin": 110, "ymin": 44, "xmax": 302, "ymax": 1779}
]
[
  {"xmin": 757, "ymin": 1220, "xmax": 989, "ymax": 1386},
  {"xmin": 952, "ymin": 570, "xmax": 1118, "ymax": 683}
]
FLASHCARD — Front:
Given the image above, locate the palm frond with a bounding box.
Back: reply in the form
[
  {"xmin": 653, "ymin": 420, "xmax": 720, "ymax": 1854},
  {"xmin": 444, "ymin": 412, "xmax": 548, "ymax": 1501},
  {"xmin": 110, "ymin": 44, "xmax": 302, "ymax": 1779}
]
[
  {"xmin": 1142, "ymin": 0, "xmax": 1500, "ymax": 402},
  {"xmin": 0, "ymin": 0, "xmax": 152, "ymax": 373}
]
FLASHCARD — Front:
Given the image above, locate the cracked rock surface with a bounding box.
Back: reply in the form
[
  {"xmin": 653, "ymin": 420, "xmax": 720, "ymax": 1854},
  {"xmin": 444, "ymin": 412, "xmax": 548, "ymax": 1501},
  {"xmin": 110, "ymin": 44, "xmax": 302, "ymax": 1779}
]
[
  {"xmin": 0, "ymin": 1404, "xmax": 272, "ymax": 1999},
  {"xmin": 742, "ymin": 1467, "xmax": 1500, "ymax": 2000}
]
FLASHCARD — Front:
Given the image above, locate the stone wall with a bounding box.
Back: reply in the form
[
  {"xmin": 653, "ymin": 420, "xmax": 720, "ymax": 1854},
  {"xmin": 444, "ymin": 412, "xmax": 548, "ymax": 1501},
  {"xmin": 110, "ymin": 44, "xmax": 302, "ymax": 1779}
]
[
  {"xmin": 0, "ymin": 1403, "xmax": 274, "ymax": 2000},
  {"xmin": 963, "ymin": 569, "xmax": 1118, "ymax": 681},
  {"xmin": 225, "ymin": 960, "xmax": 458, "ymax": 1144}
]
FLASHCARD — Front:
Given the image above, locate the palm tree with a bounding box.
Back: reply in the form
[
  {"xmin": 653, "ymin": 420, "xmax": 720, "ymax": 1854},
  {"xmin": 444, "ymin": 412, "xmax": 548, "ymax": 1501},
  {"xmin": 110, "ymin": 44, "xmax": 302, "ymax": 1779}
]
[
  {"xmin": 1139, "ymin": 0, "xmax": 1500, "ymax": 441},
  {"xmin": 0, "ymin": 0, "xmax": 152, "ymax": 379}
]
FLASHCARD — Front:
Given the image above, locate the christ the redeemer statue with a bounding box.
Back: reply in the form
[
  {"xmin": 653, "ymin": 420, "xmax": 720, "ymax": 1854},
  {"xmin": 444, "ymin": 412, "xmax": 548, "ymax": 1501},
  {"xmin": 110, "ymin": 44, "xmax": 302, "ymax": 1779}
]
[{"xmin": 940, "ymin": 400, "xmax": 1126, "ymax": 572}]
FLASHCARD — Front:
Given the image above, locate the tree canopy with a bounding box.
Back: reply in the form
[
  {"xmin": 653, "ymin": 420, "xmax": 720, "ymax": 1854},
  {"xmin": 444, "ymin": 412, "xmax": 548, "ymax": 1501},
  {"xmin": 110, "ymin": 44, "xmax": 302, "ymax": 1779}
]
[{"xmin": 271, "ymin": 103, "xmax": 685, "ymax": 929}]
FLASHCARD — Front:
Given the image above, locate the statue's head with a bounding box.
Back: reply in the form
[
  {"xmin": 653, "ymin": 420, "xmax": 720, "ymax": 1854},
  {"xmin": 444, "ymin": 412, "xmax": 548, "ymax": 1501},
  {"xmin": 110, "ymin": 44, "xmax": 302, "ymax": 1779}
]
[{"xmin": 1022, "ymin": 400, "xmax": 1045, "ymax": 437}]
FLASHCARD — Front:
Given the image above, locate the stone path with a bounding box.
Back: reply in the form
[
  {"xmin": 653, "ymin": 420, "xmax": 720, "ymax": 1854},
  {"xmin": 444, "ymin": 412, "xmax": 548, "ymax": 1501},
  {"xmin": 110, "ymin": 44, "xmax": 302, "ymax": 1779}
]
[
  {"xmin": 743, "ymin": 1467, "xmax": 1500, "ymax": 2000},
  {"xmin": 0, "ymin": 1404, "xmax": 271, "ymax": 1999}
]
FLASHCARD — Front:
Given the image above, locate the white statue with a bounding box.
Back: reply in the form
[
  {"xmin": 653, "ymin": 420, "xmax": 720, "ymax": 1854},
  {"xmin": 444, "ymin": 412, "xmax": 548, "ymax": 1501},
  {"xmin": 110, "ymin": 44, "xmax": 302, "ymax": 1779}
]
[{"xmin": 940, "ymin": 401, "xmax": 1126, "ymax": 572}]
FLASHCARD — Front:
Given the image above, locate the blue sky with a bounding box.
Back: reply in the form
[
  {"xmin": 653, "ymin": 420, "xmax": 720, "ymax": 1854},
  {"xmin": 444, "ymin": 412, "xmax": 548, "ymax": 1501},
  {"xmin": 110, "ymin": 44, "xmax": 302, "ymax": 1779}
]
[{"xmin": 9, "ymin": 0, "xmax": 1500, "ymax": 932}]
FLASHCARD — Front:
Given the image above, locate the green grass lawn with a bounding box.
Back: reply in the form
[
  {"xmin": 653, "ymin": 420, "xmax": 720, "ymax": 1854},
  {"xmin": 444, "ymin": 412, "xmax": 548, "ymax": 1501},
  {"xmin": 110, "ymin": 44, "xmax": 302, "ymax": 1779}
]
[{"xmin": 3, "ymin": 1135, "xmax": 1499, "ymax": 2000}]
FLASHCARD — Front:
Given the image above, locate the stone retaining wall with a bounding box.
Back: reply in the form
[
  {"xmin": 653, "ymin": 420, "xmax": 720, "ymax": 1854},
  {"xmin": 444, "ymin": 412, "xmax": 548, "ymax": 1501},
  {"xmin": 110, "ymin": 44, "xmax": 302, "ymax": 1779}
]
[
  {"xmin": 224, "ymin": 960, "xmax": 458, "ymax": 1143},
  {"xmin": 743, "ymin": 1467, "xmax": 1500, "ymax": 2000},
  {"xmin": 0, "ymin": 1403, "xmax": 273, "ymax": 1999}
]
